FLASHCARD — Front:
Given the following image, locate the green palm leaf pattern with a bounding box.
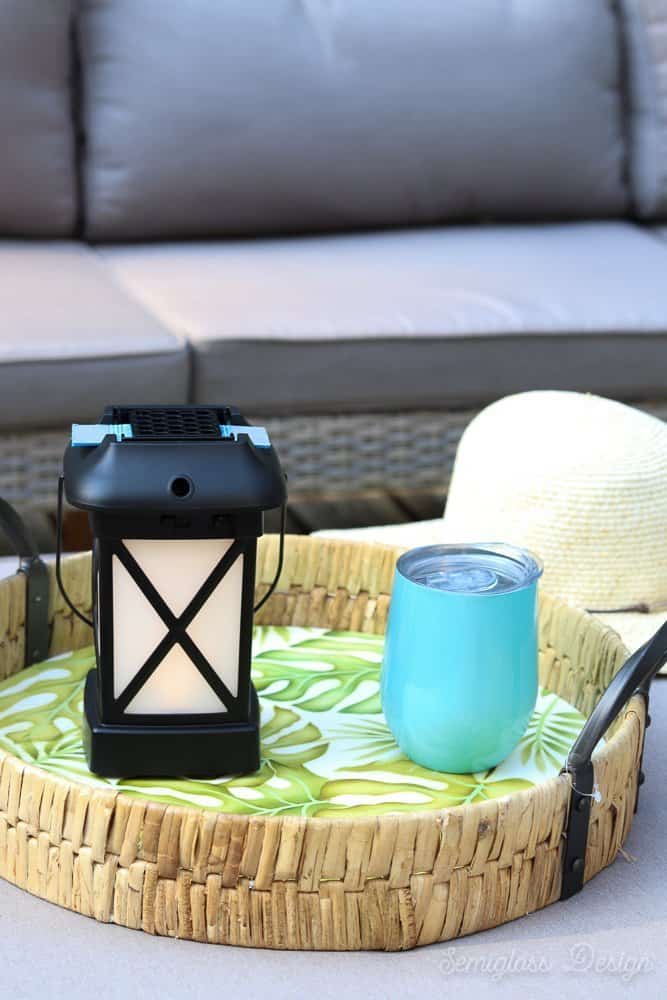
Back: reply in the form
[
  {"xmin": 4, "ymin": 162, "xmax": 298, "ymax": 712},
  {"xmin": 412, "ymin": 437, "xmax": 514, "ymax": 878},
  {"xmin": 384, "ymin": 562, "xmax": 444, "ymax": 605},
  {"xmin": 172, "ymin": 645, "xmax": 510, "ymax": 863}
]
[
  {"xmin": 0, "ymin": 627, "xmax": 592, "ymax": 816},
  {"xmin": 329, "ymin": 717, "xmax": 402, "ymax": 765},
  {"xmin": 252, "ymin": 630, "xmax": 384, "ymax": 713},
  {"xmin": 113, "ymin": 705, "xmax": 329, "ymax": 814},
  {"xmin": 0, "ymin": 648, "xmax": 93, "ymax": 761},
  {"xmin": 251, "ymin": 625, "xmax": 326, "ymax": 657},
  {"xmin": 318, "ymin": 765, "xmax": 533, "ymax": 817},
  {"xmin": 518, "ymin": 688, "xmax": 584, "ymax": 773}
]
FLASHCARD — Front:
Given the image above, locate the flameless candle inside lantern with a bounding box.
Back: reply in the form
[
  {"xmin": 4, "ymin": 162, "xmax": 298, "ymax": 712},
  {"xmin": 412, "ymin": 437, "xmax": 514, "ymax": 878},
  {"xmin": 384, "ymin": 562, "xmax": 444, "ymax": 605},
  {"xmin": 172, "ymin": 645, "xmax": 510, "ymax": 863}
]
[{"xmin": 61, "ymin": 406, "xmax": 286, "ymax": 778}]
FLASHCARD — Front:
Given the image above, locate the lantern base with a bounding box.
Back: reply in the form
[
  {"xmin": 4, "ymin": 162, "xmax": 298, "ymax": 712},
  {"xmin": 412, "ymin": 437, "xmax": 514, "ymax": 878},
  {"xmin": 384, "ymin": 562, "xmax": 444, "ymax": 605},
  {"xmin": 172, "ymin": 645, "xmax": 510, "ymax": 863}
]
[{"xmin": 82, "ymin": 670, "xmax": 261, "ymax": 778}]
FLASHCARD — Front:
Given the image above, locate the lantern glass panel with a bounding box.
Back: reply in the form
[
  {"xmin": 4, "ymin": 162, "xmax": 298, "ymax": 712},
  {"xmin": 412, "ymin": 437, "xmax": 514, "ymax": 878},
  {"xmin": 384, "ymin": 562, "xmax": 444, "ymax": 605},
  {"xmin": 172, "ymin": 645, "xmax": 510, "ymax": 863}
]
[{"xmin": 112, "ymin": 538, "xmax": 243, "ymax": 713}]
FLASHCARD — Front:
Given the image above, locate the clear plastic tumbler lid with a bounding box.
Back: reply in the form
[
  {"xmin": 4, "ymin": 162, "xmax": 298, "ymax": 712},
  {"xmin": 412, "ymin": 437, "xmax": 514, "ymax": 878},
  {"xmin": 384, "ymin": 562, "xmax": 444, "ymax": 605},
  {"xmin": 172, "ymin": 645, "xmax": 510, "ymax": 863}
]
[{"xmin": 397, "ymin": 543, "xmax": 543, "ymax": 596}]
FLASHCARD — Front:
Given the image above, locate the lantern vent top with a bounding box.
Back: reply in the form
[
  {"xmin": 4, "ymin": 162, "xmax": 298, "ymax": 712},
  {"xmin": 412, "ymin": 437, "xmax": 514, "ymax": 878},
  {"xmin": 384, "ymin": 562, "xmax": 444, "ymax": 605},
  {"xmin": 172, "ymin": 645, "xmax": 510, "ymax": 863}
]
[{"xmin": 64, "ymin": 405, "xmax": 285, "ymax": 516}]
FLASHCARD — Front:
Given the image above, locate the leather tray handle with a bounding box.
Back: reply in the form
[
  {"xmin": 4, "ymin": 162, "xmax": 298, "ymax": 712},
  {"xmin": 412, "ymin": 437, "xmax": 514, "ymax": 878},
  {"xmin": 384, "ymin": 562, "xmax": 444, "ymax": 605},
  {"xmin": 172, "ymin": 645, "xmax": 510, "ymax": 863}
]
[
  {"xmin": 0, "ymin": 497, "xmax": 50, "ymax": 666},
  {"xmin": 560, "ymin": 620, "xmax": 667, "ymax": 900},
  {"xmin": 567, "ymin": 621, "xmax": 667, "ymax": 772}
]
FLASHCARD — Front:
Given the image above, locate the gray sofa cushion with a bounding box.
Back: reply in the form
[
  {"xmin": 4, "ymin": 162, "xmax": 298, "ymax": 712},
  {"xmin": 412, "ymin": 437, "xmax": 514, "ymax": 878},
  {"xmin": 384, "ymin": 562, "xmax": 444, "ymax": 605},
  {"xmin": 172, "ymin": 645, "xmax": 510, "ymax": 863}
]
[
  {"xmin": 621, "ymin": 0, "xmax": 667, "ymax": 218},
  {"xmin": 0, "ymin": 243, "xmax": 188, "ymax": 430},
  {"xmin": 0, "ymin": 1, "xmax": 76, "ymax": 236},
  {"xmin": 100, "ymin": 222, "xmax": 667, "ymax": 414},
  {"xmin": 81, "ymin": 0, "xmax": 627, "ymax": 241}
]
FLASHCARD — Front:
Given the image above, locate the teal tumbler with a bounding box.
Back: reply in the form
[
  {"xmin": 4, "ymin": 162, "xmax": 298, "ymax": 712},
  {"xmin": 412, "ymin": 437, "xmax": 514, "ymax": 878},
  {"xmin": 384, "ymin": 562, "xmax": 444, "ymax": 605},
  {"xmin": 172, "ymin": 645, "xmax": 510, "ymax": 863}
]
[{"xmin": 381, "ymin": 543, "xmax": 543, "ymax": 773}]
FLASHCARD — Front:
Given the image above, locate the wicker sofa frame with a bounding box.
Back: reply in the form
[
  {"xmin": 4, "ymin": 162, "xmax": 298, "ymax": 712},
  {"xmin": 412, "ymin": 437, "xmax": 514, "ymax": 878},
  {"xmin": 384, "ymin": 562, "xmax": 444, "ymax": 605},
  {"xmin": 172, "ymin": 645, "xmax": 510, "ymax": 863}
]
[{"xmin": 2, "ymin": 401, "xmax": 667, "ymax": 511}]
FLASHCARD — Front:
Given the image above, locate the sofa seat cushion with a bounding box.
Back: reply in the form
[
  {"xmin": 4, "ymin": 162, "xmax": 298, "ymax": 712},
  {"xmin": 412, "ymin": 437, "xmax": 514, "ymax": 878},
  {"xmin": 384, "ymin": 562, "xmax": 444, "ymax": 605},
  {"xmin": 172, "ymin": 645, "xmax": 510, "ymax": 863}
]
[
  {"xmin": 0, "ymin": 1, "xmax": 76, "ymax": 235},
  {"xmin": 100, "ymin": 223, "xmax": 667, "ymax": 414},
  {"xmin": 0, "ymin": 243, "xmax": 188, "ymax": 430}
]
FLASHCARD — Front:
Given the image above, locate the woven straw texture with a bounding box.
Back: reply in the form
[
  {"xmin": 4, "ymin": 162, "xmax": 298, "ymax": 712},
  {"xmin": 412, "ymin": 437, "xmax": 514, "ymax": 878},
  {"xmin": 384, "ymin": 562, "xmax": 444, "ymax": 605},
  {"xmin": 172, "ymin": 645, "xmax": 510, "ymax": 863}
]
[
  {"xmin": 442, "ymin": 392, "xmax": 667, "ymax": 611},
  {"xmin": 0, "ymin": 537, "xmax": 644, "ymax": 951}
]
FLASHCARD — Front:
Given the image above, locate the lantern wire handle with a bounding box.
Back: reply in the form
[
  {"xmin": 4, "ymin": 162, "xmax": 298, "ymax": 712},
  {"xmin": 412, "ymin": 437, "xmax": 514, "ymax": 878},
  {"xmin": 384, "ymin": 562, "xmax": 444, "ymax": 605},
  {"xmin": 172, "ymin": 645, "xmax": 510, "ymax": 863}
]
[
  {"xmin": 254, "ymin": 501, "xmax": 286, "ymax": 614},
  {"xmin": 56, "ymin": 475, "xmax": 94, "ymax": 629}
]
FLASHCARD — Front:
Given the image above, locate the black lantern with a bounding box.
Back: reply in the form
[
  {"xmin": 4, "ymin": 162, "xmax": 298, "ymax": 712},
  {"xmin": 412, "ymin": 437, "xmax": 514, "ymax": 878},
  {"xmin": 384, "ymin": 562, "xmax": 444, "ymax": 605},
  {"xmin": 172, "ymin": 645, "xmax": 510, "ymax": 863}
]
[{"xmin": 61, "ymin": 405, "xmax": 286, "ymax": 778}]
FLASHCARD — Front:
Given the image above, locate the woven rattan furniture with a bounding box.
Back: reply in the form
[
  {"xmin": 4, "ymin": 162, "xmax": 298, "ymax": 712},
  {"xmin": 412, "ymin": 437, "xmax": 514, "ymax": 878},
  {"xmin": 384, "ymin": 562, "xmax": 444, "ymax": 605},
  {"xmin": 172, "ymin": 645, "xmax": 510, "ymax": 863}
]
[
  {"xmin": 0, "ymin": 411, "xmax": 470, "ymax": 510},
  {"xmin": 0, "ymin": 536, "xmax": 652, "ymax": 950},
  {"xmin": 3, "ymin": 402, "xmax": 667, "ymax": 511},
  {"xmin": 0, "ymin": 401, "xmax": 667, "ymax": 513}
]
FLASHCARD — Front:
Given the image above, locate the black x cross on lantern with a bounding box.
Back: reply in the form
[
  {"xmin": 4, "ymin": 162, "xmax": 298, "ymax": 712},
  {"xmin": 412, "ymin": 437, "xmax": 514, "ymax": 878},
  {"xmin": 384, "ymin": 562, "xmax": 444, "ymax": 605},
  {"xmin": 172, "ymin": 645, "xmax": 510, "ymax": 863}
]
[{"xmin": 111, "ymin": 539, "xmax": 245, "ymax": 714}]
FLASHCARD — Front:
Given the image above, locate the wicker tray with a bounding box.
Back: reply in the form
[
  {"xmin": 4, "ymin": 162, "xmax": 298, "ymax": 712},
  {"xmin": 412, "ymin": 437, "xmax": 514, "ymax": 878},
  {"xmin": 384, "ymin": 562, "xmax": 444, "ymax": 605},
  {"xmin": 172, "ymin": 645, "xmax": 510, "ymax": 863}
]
[{"xmin": 0, "ymin": 537, "xmax": 652, "ymax": 950}]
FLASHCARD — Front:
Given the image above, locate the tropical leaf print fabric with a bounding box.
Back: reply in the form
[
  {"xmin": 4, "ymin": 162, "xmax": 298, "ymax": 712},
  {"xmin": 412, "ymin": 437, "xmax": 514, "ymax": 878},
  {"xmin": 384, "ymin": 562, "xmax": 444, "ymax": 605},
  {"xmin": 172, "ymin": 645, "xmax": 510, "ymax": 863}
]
[{"xmin": 0, "ymin": 627, "xmax": 590, "ymax": 816}]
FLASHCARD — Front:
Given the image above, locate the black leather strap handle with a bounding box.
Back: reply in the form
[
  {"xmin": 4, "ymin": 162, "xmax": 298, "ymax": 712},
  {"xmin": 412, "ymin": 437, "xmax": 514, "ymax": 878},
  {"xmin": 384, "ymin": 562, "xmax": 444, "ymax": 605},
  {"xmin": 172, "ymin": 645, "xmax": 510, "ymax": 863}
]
[
  {"xmin": 560, "ymin": 620, "xmax": 667, "ymax": 899},
  {"xmin": 567, "ymin": 622, "xmax": 667, "ymax": 771},
  {"xmin": 0, "ymin": 498, "xmax": 50, "ymax": 666}
]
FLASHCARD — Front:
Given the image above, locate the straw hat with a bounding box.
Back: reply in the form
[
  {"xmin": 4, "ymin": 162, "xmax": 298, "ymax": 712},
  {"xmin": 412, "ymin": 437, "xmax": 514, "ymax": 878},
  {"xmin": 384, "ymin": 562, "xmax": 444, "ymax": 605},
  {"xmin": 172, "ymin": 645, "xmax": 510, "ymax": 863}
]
[
  {"xmin": 440, "ymin": 391, "xmax": 667, "ymax": 663},
  {"xmin": 317, "ymin": 390, "xmax": 667, "ymax": 662}
]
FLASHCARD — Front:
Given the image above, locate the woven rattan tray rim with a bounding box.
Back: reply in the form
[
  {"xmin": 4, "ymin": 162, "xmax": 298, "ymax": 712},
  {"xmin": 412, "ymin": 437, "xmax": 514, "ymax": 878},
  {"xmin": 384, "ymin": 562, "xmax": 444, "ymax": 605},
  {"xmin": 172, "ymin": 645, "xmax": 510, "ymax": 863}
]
[{"xmin": 0, "ymin": 537, "xmax": 644, "ymax": 950}]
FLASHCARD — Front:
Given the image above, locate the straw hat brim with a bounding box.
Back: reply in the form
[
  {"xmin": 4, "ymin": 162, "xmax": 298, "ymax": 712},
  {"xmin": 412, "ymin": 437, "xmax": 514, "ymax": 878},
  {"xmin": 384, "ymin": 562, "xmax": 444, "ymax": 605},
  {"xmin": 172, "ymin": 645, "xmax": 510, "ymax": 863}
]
[{"xmin": 594, "ymin": 609, "xmax": 667, "ymax": 664}]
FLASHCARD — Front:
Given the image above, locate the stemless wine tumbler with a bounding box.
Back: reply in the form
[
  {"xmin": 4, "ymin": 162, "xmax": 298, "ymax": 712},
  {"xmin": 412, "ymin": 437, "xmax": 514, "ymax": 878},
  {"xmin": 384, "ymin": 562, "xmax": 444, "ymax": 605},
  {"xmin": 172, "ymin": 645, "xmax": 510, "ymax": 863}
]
[{"xmin": 381, "ymin": 543, "xmax": 543, "ymax": 773}]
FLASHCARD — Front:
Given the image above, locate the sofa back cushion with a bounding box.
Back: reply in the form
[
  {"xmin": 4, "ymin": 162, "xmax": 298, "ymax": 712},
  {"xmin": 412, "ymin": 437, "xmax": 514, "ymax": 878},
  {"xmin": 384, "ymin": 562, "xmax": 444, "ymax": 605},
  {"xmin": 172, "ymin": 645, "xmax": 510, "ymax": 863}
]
[
  {"xmin": 80, "ymin": 0, "xmax": 628, "ymax": 240},
  {"xmin": 0, "ymin": 0, "xmax": 77, "ymax": 236},
  {"xmin": 622, "ymin": 0, "xmax": 667, "ymax": 218}
]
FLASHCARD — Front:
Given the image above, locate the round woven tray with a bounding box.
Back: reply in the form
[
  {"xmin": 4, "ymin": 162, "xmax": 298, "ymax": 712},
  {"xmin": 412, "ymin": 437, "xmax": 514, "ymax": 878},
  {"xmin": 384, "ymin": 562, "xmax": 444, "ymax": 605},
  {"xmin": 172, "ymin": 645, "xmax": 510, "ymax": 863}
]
[{"xmin": 0, "ymin": 536, "xmax": 644, "ymax": 950}]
